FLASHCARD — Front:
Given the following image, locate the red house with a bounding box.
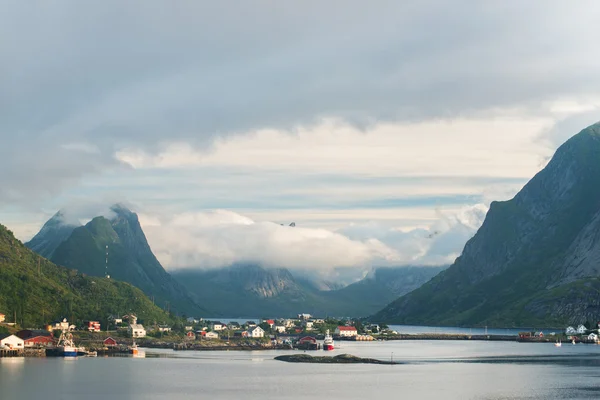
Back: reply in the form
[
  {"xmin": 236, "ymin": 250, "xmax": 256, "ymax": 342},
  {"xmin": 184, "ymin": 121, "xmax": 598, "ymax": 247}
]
[
  {"xmin": 25, "ymin": 335, "xmax": 55, "ymax": 347},
  {"xmin": 186, "ymin": 331, "xmax": 196, "ymax": 339},
  {"xmin": 103, "ymin": 337, "xmax": 118, "ymax": 347},
  {"xmin": 298, "ymin": 336, "xmax": 317, "ymax": 345},
  {"xmin": 86, "ymin": 321, "xmax": 101, "ymax": 332},
  {"xmin": 16, "ymin": 330, "xmax": 55, "ymax": 347}
]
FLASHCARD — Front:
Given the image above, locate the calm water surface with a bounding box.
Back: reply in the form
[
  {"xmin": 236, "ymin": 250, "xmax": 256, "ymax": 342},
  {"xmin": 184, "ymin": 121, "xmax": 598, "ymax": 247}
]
[{"xmin": 2, "ymin": 341, "xmax": 600, "ymax": 399}]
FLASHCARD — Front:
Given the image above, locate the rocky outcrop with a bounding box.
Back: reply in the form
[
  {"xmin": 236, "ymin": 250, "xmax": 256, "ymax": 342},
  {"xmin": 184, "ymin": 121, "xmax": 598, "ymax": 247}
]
[{"xmin": 274, "ymin": 353, "xmax": 400, "ymax": 365}]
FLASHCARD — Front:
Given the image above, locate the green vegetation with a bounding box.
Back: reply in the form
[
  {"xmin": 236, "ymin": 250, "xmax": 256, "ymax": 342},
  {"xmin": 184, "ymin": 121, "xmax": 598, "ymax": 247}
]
[
  {"xmin": 31, "ymin": 205, "xmax": 207, "ymax": 316},
  {"xmin": 0, "ymin": 223, "xmax": 173, "ymax": 328}
]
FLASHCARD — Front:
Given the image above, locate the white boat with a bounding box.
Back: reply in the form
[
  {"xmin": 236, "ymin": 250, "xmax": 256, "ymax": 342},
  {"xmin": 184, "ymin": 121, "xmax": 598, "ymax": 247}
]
[
  {"xmin": 554, "ymin": 340, "xmax": 562, "ymax": 347},
  {"xmin": 47, "ymin": 330, "xmax": 79, "ymax": 357}
]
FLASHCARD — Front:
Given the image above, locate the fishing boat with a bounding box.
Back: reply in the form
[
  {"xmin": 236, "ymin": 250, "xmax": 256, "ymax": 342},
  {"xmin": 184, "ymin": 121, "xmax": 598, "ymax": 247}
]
[
  {"xmin": 323, "ymin": 329, "xmax": 334, "ymax": 351},
  {"xmin": 46, "ymin": 330, "xmax": 79, "ymax": 357}
]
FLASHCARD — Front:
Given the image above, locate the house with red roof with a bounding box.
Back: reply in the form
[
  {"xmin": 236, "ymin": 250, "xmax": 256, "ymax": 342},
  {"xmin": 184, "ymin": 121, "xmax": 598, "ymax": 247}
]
[
  {"xmin": 103, "ymin": 337, "xmax": 118, "ymax": 347},
  {"xmin": 335, "ymin": 326, "xmax": 358, "ymax": 337},
  {"xmin": 16, "ymin": 330, "xmax": 55, "ymax": 347}
]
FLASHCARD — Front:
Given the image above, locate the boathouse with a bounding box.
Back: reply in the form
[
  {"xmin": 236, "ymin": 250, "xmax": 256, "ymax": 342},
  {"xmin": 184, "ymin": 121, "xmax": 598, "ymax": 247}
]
[
  {"xmin": 103, "ymin": 337, "xmax": 118, "ymax": 347},
  {"xmin": 0, "ymin": 334, "xmax": 25, "ymax": 350},
  {"xmin": 17, "ymin": 330, "xmax": 55, "ymax": 347}
]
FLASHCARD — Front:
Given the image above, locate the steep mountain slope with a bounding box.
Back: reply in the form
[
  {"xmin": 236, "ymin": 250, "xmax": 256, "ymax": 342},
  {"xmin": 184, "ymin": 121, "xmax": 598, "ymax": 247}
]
[
  {"xmin": 326, "ymin": 265, "xmax": 447, "ymax": 311},
  {"xmin": 373, "ymin": 122, "xmax": 600, "ymax": 327},
  {"xmin": 29, "ymin": 205, "xmax": 207, "ymax": 316},
  {"xmin": 172, "ymin": 264, "xmax": 445, "ymax": 317},
  {"xmin": 25, "ymin": 211, "xmax": 79, "ymax": 259},
  {"xmin": 0, "ymin": 223, "xmax": 171, "ymax": 328}
]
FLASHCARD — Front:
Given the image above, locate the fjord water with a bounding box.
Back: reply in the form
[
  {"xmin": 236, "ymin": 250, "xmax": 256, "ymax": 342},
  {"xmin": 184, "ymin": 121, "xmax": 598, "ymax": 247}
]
[{"xmin": 2, "ymin": 341, "xmax": 600, "ymax": 399}]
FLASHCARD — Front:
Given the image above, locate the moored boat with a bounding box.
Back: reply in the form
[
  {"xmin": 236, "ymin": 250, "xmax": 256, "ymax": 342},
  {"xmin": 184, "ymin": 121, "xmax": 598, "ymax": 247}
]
[
  {"xmin": 129, "ymin": 341, "xmax": 139, "ymax": 355},
  {"xmin": 323, "ymin": 330, "xmax": 334, "ymax": 351},
  {"xmin": 46, "ymin": 329, "xmax": 80, "ymax": 357}
]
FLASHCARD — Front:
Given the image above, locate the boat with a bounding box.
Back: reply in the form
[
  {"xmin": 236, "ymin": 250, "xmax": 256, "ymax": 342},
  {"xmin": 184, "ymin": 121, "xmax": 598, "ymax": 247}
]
[
  {"xmin": 554, "ymin": 340, "xmax": 562, "ymax": 347},
  {"xmin": 323, "ymin": 330, "xmax": 334, "ymax": 351},
  {"xmin": 46, "ymin": 329, "xmax": 79, "ymax": 357},
  {"xmin": 572, "ymin": 339, "xmax": 576, "ymax": 345},
  {"xmin": 128, "ymin": 340, "xmax": 139, "ymax": 355}
]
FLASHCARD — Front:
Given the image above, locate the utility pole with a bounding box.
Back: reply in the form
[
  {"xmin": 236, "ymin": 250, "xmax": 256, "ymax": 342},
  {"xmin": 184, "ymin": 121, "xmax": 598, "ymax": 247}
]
[{"xmin": 105, "ymin": 245, "xmax": 110, "ymax": 279}]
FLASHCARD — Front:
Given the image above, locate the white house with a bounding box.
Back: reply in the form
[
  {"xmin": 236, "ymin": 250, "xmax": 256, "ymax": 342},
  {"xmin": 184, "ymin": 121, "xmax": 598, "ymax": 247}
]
[
  {"xmin": 128, "ymin": 324, "xmax": 146, "ymax": 338},
  {"xmin": 157, "ymin": 325, "xmax": 172, "ymax": 333},
  {"xmin": 577, "ymin": 324, "xmax": 587, "ymax": 334},
  {"xmin": 211, "ymin": 322, "xmax": 225, "ymax": 331},
  {"xmin": 566, "ymin": 326, "xmax": 577, "ymax": 335},
  {"xmin": 298, "ymin": 314, "xmax": 312, "ymax": 320},
  {"xmin": 51, "ymin": 318, "xmax": 75, "ymax": 331},
  {"xmin": 205, "ymin": 331, "xmax": 219, "ymax": 339},
  {"xmin": 588, "ymin": 333, "xmax": 598, "ymax": 342},
  {"xmin": 187, "ymin": 317, "xmax": 199, "ymax": 324},
  {"xmin": 274, "ymin": 325, "xmax": 286, "ymax": 334},
  {"xmin": 185, "ymin": 326, "xmax": 194, "ymax": 331},
  {"xmin": 0, "ymin": 313, "xmax": 5, "ymax": 323},
  {"xmin": 248, "ymin": 326, "xmax": 265, "ymax": 338},
  {"xmin": 283, "ymin": 319, "xmax": 295, "ymax": 328},
  {"xmin": 0, "ymin": 334, "xmax": 24, "ymax": 350},
  {"xmin": 303, "ymin": 321, "xmax": 314, "ymax": 331},
  {"xmin": 335, "ymin": 326, "xmax": 358, "ymax": 337}
]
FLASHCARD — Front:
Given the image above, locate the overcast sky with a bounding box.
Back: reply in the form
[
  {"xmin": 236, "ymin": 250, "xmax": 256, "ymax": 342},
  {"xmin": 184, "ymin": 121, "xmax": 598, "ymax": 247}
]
[{"xmin": 2, "ymin": 1, "xmax": 600, "ymax": 274}]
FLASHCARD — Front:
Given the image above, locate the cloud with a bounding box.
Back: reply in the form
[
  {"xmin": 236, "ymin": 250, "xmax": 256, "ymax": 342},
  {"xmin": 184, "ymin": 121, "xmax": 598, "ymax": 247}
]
[
  {"xmin": 138, "ymin": 204, "xmax": 487, "ymax": 272},
  {"xmin": 2, "ymin": 1, "xmax": 600, "ymax": 205}
]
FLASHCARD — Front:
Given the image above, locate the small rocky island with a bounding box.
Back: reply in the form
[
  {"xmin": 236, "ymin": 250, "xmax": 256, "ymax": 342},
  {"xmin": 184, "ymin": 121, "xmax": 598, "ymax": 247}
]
[{"xmin": 275, "ymin": 353, "xmax": 401, "ymax": 365}]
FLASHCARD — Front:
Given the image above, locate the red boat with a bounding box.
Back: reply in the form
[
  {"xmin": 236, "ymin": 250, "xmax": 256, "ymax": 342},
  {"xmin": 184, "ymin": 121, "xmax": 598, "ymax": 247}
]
[{"xmin": 323, "ymin": 330, "xmax": 334, "ymax": 351}]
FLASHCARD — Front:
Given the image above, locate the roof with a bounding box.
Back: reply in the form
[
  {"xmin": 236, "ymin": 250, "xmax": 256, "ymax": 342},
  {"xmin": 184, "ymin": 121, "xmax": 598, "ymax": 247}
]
[
  {"xmin": 129, "ymin": 324, "xmax": 145, "ymax": 330},
  {"xmin": 0, "ymin": 334, "xmax": 22, "ymax": 341},
  {"xmin": 337, "ymin": 326, "xmax": 357, "ymax": 331},
  {"xmin": 266, "ymin": 319, "xmax": 275, "ymax": 324},
  {"xmin": 16, "ymin": 330, "xmax": 52, "ymax": 339},
  {"xmin": 248, "ymin": 326, "xmax": 263, "ymax": 332}
]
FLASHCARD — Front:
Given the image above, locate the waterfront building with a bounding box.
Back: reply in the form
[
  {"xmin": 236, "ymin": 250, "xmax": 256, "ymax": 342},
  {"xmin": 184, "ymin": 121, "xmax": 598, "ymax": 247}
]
[
  {"xmin": 335, "ymin": 326, "xmax": 358, "ymax": 337},
  {"xmin": 0, "ymin": 334, "xmax": 25, "ymax": 350}
]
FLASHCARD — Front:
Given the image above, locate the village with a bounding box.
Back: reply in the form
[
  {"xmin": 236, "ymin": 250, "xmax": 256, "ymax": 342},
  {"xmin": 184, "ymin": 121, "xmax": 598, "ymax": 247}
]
[
  {"xmin": 4, "ymin": 309, "xmax": 600, "ymax": 357},
  {"xmin": 0, "ymin": 311, "xmax": 379, "ymax": 356}
]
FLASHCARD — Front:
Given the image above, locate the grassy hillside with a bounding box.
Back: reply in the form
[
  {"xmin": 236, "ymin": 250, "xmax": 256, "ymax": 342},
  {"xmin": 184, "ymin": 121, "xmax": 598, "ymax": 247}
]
[{"xmin": 0, "ymin": 224, "xmax": 172, "ymax": 328}]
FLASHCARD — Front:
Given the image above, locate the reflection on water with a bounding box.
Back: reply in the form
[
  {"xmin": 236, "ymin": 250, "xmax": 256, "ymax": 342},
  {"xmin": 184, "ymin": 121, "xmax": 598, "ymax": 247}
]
[{"xmin": 1, "ymin": 341, "xmax": 599, "ymax": 400}]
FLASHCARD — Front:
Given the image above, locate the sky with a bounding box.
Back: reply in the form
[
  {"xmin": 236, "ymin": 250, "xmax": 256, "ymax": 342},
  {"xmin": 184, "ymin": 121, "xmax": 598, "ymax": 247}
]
[{"xmin": 2, "ymin": 1, "xmax": 600, "ymax": 276}]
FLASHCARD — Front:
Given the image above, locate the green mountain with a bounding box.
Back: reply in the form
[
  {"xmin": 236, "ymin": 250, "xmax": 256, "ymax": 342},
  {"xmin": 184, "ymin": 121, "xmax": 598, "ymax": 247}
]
[
  {"xmin": 27, "ymin": 205, "xmax": 207, "ymax": 317},
  {"xmin": 0, "ymin": 223, "xmax": 171, "ymax": 328},
  {"xmin": 372, "ymin": 122, "xmax": 600, "ymax": 327},
  {"xmin": 172, "ymin": 264, "xmax": 445, "ymax": 317}
]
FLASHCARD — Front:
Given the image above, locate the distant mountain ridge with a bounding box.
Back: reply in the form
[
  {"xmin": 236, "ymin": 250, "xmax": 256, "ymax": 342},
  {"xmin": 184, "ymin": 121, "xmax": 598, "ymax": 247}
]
[
  {"xmin": 26, "ymin": 205, "xmax": 207, "ymax": 316},
  {"xmin": 172, "ymin": 263, "xmax": 446, "ymax": 317},
  {"xmin": 373, "ymin": 122, "xmax": 600, "ymax": 327}
]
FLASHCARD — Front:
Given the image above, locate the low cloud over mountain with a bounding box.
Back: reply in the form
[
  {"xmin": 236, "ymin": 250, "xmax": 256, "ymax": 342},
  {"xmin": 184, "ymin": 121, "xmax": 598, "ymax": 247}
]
[{"xmin": 138, "ymin": 204, "xmax": 487, "ymax": 273}]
